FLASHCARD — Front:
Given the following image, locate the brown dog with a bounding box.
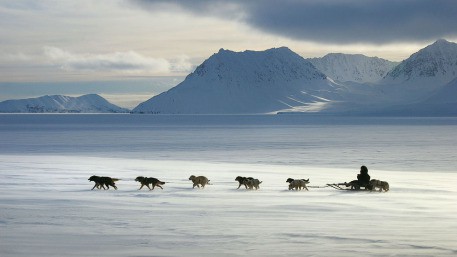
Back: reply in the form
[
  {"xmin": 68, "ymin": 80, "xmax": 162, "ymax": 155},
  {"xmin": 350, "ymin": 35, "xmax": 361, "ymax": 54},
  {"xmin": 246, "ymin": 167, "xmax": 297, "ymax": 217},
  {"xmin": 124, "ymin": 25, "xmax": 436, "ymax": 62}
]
[
  {"xmin": 135, "ymin": 176, "xmax": 165, "ymax": 190},
  {"xmin": 370, "ymin": 179, "xmax": 390, "ymax": 192},
  {"xmin": 88, "ymin": 175, "xmax": 119, "ymax": 190},
  {"xmin": 287, "ymin": 178, "xmax": 309, "ymax": 191},
  {"xmin": 189, "ymin": 175, "xmax": 210, "ymax": 188}
]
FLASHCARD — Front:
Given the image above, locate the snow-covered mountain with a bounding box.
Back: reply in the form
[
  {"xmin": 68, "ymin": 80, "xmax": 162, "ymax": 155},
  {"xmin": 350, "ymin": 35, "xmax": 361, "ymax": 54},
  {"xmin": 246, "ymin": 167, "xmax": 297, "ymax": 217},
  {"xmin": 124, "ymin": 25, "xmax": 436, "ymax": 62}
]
[
  {"xmin": 133, "ymin": 47, "xmax": 348, "ymax": 114},
  {"xmin": 132, "ymin": 40, "xmax": 457, "ymax": 115},
  {"xmin": 0, "ymin": 94, "xmax": 129, "ymax": 113},
  {"xmin": 308, "ymin": 53, "xmax": 397, "ymax": 83},
  {"xmin": 375, "ymin": 39, "xmax": 457, "ymax": 103},
  {"xmin": 384, "ymin": 39, "xmax": 457, "ymax": 85}
]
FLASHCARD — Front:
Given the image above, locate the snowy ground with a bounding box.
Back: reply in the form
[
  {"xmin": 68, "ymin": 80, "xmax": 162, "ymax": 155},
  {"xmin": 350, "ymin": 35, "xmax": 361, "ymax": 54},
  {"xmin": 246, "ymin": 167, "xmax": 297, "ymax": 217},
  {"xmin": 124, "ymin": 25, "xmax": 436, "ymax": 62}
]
[
  {"xmin": 1, "ymin": 155, "xmax": 456, "ymax": 257},
  {"xmin": 1, "ymin": 115, "xmax": 457, "ymax": 256}
]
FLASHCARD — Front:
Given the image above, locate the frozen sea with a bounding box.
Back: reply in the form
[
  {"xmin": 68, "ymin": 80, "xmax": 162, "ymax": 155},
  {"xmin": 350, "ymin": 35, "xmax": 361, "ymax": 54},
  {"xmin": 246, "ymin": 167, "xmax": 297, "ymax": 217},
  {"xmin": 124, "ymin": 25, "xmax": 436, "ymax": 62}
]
[{"xmin": 1, "ymin": 114, "xmax": 456, "ymax": 257}]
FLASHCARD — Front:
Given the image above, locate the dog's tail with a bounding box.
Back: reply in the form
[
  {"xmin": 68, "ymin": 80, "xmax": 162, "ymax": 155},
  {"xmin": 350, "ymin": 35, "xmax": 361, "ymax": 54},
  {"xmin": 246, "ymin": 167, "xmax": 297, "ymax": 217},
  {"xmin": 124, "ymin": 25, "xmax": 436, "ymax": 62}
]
[{"xmin": 112, "ymin": 178, "xmax": 120, "ymax": 182}]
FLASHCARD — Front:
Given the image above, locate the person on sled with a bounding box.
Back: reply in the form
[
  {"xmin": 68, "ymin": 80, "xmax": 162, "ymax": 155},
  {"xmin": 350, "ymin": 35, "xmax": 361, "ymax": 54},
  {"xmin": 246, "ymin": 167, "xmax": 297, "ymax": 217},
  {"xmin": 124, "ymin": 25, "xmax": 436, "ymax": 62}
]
[{"xmin": 357, "ymin": 165, "xmax": 372, "ymax": 190}]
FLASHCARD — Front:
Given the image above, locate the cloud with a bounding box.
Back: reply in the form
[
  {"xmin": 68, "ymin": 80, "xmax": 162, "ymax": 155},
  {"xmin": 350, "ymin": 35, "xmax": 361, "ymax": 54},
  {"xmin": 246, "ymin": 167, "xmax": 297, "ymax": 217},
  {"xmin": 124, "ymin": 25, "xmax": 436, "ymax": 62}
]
[
  {"xmin": 130, "ymin": 0, "xmax": 457, "ymax": 44},
  {"xmin": 44, "ymin": 46, "xmax": 192, "ymax": 74},
  {"xmin": 1, "ymin": 52, "xmax": 33, "ymax": 62}
]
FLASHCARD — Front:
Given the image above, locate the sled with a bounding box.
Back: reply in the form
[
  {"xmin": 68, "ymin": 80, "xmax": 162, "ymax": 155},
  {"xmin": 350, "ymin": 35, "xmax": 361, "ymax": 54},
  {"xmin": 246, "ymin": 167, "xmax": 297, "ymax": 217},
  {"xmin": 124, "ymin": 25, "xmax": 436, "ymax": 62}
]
[
  {"xmin": 308, "ymin": 181, "xmax": 368, "ymax": 191},
  {"xmin": 325, "ymin": 182, "xmax": 370, "ymax": 191}
]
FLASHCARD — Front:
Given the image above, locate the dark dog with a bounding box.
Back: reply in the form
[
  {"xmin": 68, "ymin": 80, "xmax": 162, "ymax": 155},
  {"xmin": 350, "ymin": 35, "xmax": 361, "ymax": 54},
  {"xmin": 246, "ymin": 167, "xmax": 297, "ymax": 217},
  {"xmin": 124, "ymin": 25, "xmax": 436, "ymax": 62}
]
[
  {"xmin": 344, "ymin": 180, "xmax": 361, "ymax": 190},
  {"xmin": 88, "ymin": 175, "xmax": 119, "ymax": 190},
  {"xmin": 135, "ymin": 176, "xmax": 165, "ymax": 190},
  {"xmin": 235, "ymin": 176, "xmax": 253, "ymax": 189},
  {"xmin": 344, "ymin": 180, "xmax": 375, "ymax": 190},
  {"xmin": 245, "ymin": 178, "xmax": 262, "ymax": 190}
]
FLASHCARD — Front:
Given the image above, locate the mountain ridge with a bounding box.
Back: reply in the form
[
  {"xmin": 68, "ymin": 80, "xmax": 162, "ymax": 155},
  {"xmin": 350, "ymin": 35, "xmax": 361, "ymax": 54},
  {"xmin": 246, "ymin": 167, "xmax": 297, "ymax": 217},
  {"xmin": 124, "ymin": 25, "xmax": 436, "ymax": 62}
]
[
  {"xmin": 384, "ymin": 39, "xmax": 457, "ymax": 85},
  {"xmin": 133, "ymin": 47, "xmax": 346, "ymax": 114},
  {"xmin": 0, "ymin": 94, "xmax": 129, "ymax": 113},
  {"xmin": 2, "ymin": 40, "xmax": 456, "ymax": 116},
  {"xmin": 133, "ymin": 39, "xmax": 457, "ymax": 115},
  {"xmin": 308, "ymin": 53, "xmax": 398, "ymax": 83}
]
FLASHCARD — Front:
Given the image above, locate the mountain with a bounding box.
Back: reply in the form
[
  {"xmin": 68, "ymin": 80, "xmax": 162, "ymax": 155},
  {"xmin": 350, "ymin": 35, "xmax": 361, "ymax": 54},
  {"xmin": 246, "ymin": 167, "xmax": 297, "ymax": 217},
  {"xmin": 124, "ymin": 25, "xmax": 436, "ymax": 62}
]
[
  {"xmin": 384, "ymin": 39, "xmax": 457, "ymax": 85},
  {"xmin": 133, "ymin": 47, "xmax": 348, "ymax": 114},
  {"xmin": 308, "ymin": 53, "xmax": 397, "ymax": 83},
  {"xmin": 0, "ymin": 94, "xmax": 129, "ymax": 113},
  {"xmin": 377, "ymin": 39, "xmax": 457, "ymax": 103},
  {"xmin": 133, "ymin": 40, "xmax": 457, "ymax": 116}
]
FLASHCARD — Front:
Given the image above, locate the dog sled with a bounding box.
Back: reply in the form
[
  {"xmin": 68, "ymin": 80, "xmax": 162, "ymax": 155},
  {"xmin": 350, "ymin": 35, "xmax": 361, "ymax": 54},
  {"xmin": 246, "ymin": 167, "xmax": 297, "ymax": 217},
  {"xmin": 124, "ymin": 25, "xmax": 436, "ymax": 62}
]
[
  {"xmin": 314, "ymin": 179, "xmax": 389, "ymax": 192},
  {"xmin": 325, "ymin": 182, "xmax": 370, "ymax": 191},
  {"xmin": 308, "ymin": 183, "xmax": 368, "ymax": 191}
]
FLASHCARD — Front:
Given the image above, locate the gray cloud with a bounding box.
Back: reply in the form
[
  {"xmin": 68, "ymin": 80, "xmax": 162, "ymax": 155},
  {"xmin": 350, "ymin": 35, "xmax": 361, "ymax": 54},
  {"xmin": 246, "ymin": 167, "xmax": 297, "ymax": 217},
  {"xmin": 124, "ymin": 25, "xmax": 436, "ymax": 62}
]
[{"xmin": 130, "ymin": 0, "xmax": 457, "ymax": 44}]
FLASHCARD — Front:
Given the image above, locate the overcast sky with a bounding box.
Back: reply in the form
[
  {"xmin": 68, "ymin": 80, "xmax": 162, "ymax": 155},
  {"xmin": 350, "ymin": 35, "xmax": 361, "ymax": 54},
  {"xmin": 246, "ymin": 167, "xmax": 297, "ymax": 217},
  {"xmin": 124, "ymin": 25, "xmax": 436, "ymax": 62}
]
[{"xmin": 1, "ymin": 0, "xmax": 456, "ymax": 108}]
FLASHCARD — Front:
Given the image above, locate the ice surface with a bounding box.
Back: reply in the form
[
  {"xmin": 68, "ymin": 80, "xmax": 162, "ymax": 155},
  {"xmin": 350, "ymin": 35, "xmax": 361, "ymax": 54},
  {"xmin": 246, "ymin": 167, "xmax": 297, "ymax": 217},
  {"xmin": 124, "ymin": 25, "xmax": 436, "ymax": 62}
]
[{"xmin": 1, "ymin": 114, "xmax": 457, "ymax": 257}]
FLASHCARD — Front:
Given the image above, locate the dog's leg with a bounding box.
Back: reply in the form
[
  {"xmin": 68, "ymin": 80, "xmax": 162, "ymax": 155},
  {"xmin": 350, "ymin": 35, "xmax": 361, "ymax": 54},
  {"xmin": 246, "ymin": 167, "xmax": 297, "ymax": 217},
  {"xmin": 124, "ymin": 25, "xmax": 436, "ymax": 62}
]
[
  {"xmin": 156, "ymin": 184, "xmax": 163, "ymax": 190},
  {"xmin": 147, "ymin": 184, "xmax": 152, "ymax": 190},
  {"xmin": 91, "ymin": 184, "xmax": 97, "ymax": 190}
]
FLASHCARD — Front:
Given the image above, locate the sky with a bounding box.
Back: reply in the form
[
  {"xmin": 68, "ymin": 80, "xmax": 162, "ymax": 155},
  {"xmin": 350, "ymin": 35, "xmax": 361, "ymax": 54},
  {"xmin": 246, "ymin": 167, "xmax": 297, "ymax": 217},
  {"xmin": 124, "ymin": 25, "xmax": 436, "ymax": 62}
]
[{"xmin": 1, "ymin": 0, "xmax": 457, "ymax": 108}]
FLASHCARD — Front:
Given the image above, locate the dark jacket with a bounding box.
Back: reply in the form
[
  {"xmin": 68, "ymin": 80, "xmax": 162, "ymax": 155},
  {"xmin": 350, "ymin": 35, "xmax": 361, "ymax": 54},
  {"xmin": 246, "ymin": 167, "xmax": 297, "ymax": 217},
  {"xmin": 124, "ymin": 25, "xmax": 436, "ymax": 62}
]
[{"xmin": 357, "ymin": 166, "xmax": 370, "ymax": 186}]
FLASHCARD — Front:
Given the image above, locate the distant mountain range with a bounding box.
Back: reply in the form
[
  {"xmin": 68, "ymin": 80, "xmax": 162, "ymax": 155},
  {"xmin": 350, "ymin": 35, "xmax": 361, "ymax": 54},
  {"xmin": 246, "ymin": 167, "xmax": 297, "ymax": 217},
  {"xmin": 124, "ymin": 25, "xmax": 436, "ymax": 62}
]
[
  {"xmin": 132, "ymin": 39, "xmax": 457, "ymax": 116},
  {"xmin": 0, "ymin": 94, "xmax": 128, "ymax": 113},
  {"xmin": 2, "ymin": 39, "xmax": 456, "ymax": 115}
]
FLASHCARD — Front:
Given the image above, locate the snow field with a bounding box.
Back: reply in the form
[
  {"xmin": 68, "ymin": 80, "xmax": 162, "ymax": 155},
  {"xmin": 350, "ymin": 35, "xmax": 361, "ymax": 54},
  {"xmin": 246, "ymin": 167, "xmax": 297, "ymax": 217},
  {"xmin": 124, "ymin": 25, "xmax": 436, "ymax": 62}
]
[{"xmin": 1, "ymin": 155, "xmax": 456, "ymax": 257}]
